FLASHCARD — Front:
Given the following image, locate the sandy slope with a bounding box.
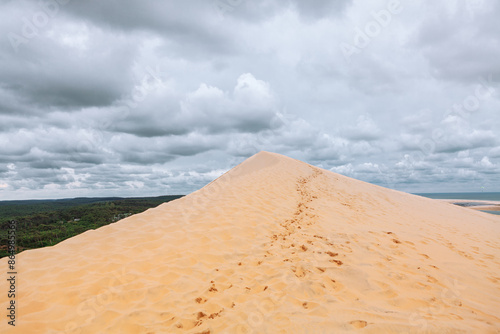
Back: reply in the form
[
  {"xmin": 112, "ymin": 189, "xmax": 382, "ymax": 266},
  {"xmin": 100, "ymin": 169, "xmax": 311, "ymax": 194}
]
[{"xmin": 1, "ymin": 151, "xmax": 499, "ymax": 333}]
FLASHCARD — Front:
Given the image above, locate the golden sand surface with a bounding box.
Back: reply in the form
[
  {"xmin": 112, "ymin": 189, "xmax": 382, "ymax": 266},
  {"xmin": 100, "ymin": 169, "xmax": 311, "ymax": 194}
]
[{"xmin": 1, "ymin": 151, "xmax": 499, "ymax": 333}]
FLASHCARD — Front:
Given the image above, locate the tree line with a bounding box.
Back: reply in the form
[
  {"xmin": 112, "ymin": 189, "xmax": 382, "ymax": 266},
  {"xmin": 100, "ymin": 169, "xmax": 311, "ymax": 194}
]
[{"xmin": 0, "ymin": 195, "xmax": 183, "ymax": 258}]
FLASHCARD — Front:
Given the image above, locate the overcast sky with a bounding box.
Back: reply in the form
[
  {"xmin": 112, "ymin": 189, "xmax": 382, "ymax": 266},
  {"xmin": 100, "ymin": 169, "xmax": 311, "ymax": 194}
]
[{"xmin": 1, "ymin": 0, "xmax": 499, "ymax": 200}]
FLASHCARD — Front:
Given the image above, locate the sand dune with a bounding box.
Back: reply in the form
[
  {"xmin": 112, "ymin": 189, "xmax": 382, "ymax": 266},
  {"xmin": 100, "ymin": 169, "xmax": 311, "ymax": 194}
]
[{"xmin": 1, "ymin": 151, "xmax": 500, "ymax": 333}]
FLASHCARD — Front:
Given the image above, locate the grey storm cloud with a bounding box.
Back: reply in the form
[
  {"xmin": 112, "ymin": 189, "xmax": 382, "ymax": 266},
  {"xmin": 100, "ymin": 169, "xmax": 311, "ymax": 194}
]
[{"xmin": 0, "ymin": 0, "xmax": 499, "ymax": 199}]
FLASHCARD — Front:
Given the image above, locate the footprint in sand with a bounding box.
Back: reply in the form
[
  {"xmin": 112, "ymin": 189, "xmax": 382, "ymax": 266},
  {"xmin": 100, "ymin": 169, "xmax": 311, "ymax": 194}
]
[
  {"xmin": 426, "ymin": 275, "xmax": 438, "ymax": 283},
  {"xmin": 350, "ymin": 320, "xmax": 368, "ymax": 328},
  {"xmin": 457, "ymin": 250, "xmax": 474, "ymax": 260},
  {"xmin": 330, "ymin": 259, "xmax": 343, "ymax": 266}
]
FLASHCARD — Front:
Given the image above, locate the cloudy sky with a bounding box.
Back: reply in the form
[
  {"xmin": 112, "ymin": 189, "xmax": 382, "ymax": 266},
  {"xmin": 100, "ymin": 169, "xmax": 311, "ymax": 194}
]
[{"xmin": 1, "ymin": 0, "xmax": 499, "ymax": 200}]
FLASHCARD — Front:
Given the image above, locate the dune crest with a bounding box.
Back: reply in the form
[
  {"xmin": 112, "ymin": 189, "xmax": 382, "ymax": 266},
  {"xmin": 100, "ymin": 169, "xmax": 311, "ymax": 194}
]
[{"xmin": 1, "ymin": 151, "xmax": 500, "ymax": 333}]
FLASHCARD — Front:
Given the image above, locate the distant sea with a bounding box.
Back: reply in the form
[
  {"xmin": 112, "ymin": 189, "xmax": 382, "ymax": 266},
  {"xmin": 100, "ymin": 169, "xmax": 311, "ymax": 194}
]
[
  {"xmin": 415, "ymin": 192, "xmax": 500, "ymax": 201},
  {"xmin": 416, "ymin": 192, "xmax": 500, "ymax": 216}
]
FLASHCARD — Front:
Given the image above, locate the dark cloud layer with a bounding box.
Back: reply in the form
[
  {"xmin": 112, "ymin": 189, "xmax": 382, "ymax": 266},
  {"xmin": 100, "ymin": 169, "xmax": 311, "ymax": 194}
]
[{"xmin": 0, "ymin": 0, "xmax": 499, "ymax": 199}]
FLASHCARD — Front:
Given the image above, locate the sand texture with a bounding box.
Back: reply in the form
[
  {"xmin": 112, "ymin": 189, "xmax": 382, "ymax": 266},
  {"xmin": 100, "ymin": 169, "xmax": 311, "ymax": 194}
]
[{"xmin": 1, "ymin": 151, "xmax": 500, "ymax": 333}]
